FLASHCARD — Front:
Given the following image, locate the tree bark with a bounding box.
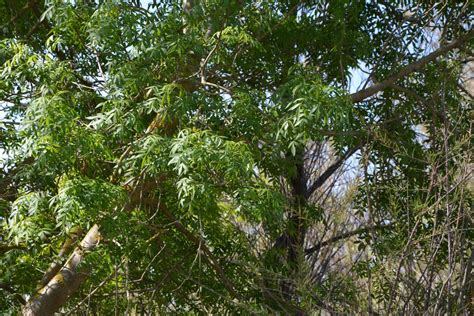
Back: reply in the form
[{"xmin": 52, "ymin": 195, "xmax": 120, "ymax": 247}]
[
  {"xmin": 349, "ymin": 30, "xmax": 473, "ymax": 103},
  {"xmin": 22, "ymin": 225, "xmax": 100, "ymax": 316}
]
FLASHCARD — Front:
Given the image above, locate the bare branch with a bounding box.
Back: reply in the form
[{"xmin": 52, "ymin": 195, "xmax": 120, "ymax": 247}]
[
  {"xmin": 350, "ymin": 30, "xmax": 474, "ymax": 103},
  {"xmin": 306, "ymin": 146, "xmax": 359, "ymax": 199},
  {"xmin": 305, "ymin": 222, "xmax": 394, "ymax": 255},
  {"xmin": 200, "ymin": 31, "xmax": 232, "ymax": 94}
]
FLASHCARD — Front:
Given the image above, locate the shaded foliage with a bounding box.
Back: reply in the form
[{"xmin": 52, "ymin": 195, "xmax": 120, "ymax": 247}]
[{"xmin": 0, "ymin": 0, "xmax": 472, "ymax": 314}]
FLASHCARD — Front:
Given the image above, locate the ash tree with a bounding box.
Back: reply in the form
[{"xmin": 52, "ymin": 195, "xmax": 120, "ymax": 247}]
[{"xmin": 0, "ymin": 0, "xmax": 472, "ymax": 314}]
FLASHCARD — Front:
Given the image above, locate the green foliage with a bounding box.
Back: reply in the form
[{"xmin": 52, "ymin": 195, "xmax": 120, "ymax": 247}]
[
  {"xmin": 52, "ymin": 175, "xmax": 127, "ymax": 229},
  {"xmin": 8, "ymin": 192, "xmax": 52, "ymax": 246},
  {"xmin": 0, "ymin": 0, "xmax": 472, "ymax": 314}
]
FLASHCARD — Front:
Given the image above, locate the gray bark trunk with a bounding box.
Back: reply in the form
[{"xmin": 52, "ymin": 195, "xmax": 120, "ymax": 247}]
[{"xmin": 22, "ymin": 225, "xmax": 100, "ymax": 316}]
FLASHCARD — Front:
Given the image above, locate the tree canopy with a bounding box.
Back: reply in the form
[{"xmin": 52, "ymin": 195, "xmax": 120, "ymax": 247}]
[{"xmin": 0, "ymin": 0, "xmax": 472, "ymax": 314}]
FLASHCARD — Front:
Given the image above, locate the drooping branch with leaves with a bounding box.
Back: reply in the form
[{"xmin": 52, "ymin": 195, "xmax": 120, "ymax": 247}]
[{"xmin": 0, "ymin": 0, "xmax": 472, "ymax": 314}]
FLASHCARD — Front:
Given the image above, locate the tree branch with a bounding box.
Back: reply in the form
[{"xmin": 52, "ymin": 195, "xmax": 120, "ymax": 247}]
[
  {"xmin": 200, "ymin": 31, "xmax": 232, "ymax": 94},
  {"xmin": 5, "ymin": 0, "xmax": 37, "ymax": 26},
  {"xmin": 0, "ymin": 243, "xmax": 26, "ymax": 254},
  {"xmin": 306, "ymin": 146, "xmax": 359, "ymax": 199},
  {"xmin": 305, "ymin": 222, "xmax": 394, "ymax": 255},
  {"xmin": 160, "ymin": 207, "xmax": 242, "ymax": 300},
  {"xmin": 0, "ymin": 282, "xmax": 26, "ymax": 305},
  {"xmin": 36, "ymin": 227, "xmax": 84, "ymax": 291},
  {"xmin": 23, "ymin": 225, "xmax": 101, "ymax": 316},
  {"xmin": 350, "ymin": 30, "xmax": 474, "ymax": 103}
]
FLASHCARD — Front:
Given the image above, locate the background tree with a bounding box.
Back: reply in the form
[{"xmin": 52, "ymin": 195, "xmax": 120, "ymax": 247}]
[{"xmin": 0, "ymin": 0, "xmax": 472, "ymax": 314}]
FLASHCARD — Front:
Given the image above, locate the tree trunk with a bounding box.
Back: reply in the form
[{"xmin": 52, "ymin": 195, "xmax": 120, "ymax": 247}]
[{"xmin": 22, "ymin": 225, "xmax": 100, "ymax": 316}]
